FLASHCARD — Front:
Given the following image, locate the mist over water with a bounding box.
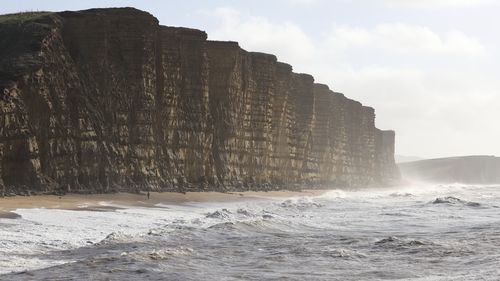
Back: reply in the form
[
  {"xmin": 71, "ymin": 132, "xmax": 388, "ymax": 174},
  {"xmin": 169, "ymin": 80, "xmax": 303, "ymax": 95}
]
[{"xmin": 1, "ymin": 184, "xmax": 500, "ymax": 280}]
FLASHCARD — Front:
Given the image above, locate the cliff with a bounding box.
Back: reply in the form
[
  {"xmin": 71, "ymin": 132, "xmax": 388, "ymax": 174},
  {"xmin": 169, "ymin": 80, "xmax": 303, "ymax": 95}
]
[
  {"xmin": 399, "ymin": 156, "xmax": 500, "ymax": 184},
  {"xmin": 0, "ymin": 8, "xmax": 399, "ymax": 195}
]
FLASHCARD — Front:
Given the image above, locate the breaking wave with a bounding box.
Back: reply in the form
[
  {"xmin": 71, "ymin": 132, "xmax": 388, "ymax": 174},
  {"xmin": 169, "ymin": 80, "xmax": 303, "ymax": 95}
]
[
  {"xmin": 432, "ymin": 196, "xmax": 481, "ymax": 207},
  {"xmin": 1, "ymin": 184, "xmax": 500, "ymax": 280}
]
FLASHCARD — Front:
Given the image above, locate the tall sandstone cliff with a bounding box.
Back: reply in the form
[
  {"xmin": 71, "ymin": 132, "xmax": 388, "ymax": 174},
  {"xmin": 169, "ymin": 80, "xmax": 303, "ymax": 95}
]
[{"xmin": 0, "ymin": 8, "xmax": 399, "ymax": 194}]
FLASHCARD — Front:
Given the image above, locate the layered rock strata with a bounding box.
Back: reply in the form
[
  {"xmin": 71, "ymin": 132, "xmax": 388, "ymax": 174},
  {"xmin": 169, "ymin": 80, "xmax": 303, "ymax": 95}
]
[{"xmin": 0, "ymin": 8, "xmax": 399, "ymax": 195}]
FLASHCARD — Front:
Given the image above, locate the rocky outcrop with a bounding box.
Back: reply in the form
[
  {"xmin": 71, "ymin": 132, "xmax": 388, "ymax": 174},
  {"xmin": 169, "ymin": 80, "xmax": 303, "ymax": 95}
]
[{"xmin": 0, "ymin": 8, "xmax": 399, "ymax": 195}]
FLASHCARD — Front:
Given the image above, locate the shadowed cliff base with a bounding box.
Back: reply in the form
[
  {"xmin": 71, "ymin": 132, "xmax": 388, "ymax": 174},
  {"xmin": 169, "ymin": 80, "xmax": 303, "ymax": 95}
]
[{"xmin": 0, "ymin": 7, "xmax": 399, "ymax": 195}]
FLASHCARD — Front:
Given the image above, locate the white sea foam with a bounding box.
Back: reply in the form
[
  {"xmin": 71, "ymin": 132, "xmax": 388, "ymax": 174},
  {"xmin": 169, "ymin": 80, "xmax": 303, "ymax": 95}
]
[{"xmin": 1, "ymin": 184, "xmax": 499, "ymax": 280}]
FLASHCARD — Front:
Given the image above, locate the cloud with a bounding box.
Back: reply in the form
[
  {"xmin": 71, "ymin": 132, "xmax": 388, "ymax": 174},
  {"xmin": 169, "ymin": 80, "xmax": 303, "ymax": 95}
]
[
  {"xmin": 326, "ymin": 66, "xmax": 500, "ymax": 157},
  {"xmin": 283, "ymin": 0, "xmax": 318, "ymax": 4},
  {"xmin": 207, "ymin": 8, "xmax": 315, "ymax": 64},
  {"xmin": 379, "ymin": 0, "xmax": 496, "ymax": 9},
  {"xmin": 325, "ymin": 23, "xmax": 486, "ymax": 57}
]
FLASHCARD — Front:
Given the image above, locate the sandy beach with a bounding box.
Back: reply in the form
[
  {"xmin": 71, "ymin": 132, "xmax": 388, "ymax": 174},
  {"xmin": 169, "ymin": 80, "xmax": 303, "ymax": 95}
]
[{"xmin": 0, "ymin": 190, "xmax": 328, "ymax": 219}]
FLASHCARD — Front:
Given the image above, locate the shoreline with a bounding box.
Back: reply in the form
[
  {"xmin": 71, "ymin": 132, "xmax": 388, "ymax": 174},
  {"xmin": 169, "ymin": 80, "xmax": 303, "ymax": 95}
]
[{"xmin": 0, "ymin": 190, "xmax": 329, "ymax": 219}]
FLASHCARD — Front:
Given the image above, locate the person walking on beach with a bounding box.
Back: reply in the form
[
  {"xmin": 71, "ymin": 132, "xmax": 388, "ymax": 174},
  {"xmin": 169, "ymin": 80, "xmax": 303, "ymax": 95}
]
[{"xmin": 147, "ymin": 191, "xmax": 150, "ymax": 200}]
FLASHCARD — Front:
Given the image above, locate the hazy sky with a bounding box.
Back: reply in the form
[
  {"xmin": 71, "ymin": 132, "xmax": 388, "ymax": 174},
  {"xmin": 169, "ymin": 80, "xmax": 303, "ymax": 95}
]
[{"xmin": 1, "ymin": 0, "xmax": 499, "ymax": 159}]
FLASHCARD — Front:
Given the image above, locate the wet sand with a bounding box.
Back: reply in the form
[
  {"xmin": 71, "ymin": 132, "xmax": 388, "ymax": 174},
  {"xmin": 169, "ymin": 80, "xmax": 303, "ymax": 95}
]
[
  {"xmin": 0, "ymin": 211, "xmax": 22, "ymax": 219},
  {"xmin": 0, "ymin": 190, "xmax": 328, "ymax": 218}
]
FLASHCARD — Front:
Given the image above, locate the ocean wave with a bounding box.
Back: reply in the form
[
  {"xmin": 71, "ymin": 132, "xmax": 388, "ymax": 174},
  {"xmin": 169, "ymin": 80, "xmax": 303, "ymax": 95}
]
[
  {"xmin": 3, "ymin": 184, "xmax": 500, "ymax": 280},
  {"xmin": 205, "ymin": 207, "xmax": 260, "ymax": 221},
  {"xmin": 279, "ymin": 198, "xmax": 324, "ymax": 210},
  {"xmin": 262, "ymin": 214, "xmax": 274, "ymax": 219},
  {"xmin": 320, "ymin": 189, "xmax": 348, "ymax": 200},
  {"xmin": 380, "ymin": 212, "xmax": 413, "ymax": 217},
  {"xmin": 236, "ymin": 208, "xmax": 254, "ymax": 217},
  {"xmin": 389, "ymin": 192, "xmax": 414, "ymax": 197},
  {"xmin": 322, "ymin": 248, "xmax": 367, "ymax": 259},
  {"xmin": 373, "ymin": 236, "xmax": 477, "ymax": 258},
  {"xmin": 432, "ymin": 196, "xmax": 481, "ymax": 207},
  {"xmin": 147, "ymin": 247, "xmax": 194, "ymax": 260},
  {"xmin": 96, "ymin": 232, "xmax": 134, "ymax": 245},
  {"xmin": 265, "ymin": 245, "xmax": 366, "ymax": 261},
  {"xmin": 205, "ymin": 209, "xmax": 232, "ymax": 219},
  {"xmin": 375, "ymin": 236, "xmax": 428, "ymax": 247},
  {"xmin": 205, "ymin": 217, "xmax": 290, "ymax": 234},
  {"xmin": 207, "ymin": 221, "xmax": 236, "ymax": 230}
]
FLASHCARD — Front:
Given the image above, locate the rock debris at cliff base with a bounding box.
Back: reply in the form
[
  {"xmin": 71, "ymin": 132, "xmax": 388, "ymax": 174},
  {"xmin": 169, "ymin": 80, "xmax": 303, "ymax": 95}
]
[{"xmin": 0, "ymin": 8, "xmax": 400, "ymax": 194}]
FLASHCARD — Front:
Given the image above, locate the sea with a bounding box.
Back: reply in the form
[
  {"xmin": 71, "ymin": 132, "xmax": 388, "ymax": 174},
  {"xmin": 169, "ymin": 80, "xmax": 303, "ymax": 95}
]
[{"xmin": 1, "ymin": 183, "xmax": 499, "ymax": 280}]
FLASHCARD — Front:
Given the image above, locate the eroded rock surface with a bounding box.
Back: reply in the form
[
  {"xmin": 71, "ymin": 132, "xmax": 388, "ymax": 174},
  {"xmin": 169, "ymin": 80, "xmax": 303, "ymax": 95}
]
[{"xmin": 0, "ymin": 8, "xmax": 399, "ymax": 194}]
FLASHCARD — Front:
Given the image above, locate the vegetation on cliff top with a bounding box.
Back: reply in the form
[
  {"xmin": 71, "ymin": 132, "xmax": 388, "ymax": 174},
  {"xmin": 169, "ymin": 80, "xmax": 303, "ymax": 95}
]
[{"xmin": 0, "ymin": 11, "xmax": 53, "ymax": 24}]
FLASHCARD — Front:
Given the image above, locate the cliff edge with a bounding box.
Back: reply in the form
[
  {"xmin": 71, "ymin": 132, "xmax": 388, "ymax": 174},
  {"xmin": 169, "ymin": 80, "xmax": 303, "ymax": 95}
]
[{"xmin": 0, "ymin": 8, "xmax": 399, "ymax": 195}]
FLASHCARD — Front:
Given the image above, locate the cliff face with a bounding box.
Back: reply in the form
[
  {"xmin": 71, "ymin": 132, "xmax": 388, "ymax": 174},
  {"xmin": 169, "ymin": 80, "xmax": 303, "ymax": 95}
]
[{"xmin": 0, "ymin": 8, "xmax": 399, "ymax": 194}]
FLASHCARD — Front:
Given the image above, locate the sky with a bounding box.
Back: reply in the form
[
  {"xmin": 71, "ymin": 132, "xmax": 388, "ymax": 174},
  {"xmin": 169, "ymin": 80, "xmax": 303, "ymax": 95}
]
[{"xmin": 1, "ymin": 0, "xmax": 499, "ymax": 159}]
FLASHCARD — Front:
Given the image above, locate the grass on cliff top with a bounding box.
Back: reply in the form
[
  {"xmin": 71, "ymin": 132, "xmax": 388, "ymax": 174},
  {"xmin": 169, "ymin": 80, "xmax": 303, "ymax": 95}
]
[{"xmin": 0, "ymin": 11, "xmax": 53, "ymax": 24}]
